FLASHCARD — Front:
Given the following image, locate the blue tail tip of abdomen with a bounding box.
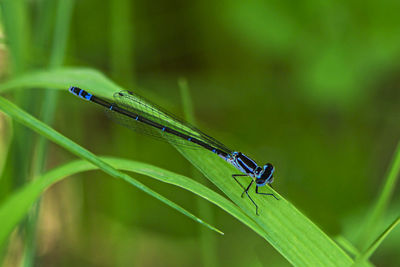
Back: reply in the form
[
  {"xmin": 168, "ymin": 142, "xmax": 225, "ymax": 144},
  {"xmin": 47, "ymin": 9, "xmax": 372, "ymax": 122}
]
[
  {"xmin": 68, "ymin": 86, "xmax": 92, "ymax": 101},
  {"xmin": 69, "ymin": 86, "xmax": 80, "ymax": 94}
]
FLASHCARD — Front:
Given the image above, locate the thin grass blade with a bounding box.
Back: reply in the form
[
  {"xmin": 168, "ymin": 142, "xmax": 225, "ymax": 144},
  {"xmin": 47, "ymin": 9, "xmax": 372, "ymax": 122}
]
[
  {"xmin": 0, "ymin": 157, "xmax": 271, "ymax": 249},
  {"xmin": 356, "ymin": 216, "xmax": 400, "ymax": 263},
  {"xmin": 0, "ymin": 96, "xmax": 223, "ymax": 237},
  {"xmin": 0, "ymin": 68, "xmax": 355, "ymax": 266},
  {"xmin": 356, "ymin": 141, "xmax": 400, "ymax": 248}
]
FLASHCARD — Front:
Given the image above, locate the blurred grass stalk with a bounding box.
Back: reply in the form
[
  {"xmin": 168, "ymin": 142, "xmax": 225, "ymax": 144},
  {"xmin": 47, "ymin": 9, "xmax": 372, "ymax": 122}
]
[
  {"xmin": 0, "ymin": 0, "xmax": 33, "ymax": 264},
  {"xmin": 1, "ymin": 0, "xmax": 399, "ymax": 265},
  {"xmin": 25, "ymin": 0, "xmax": 75, "ymax": 266},
  {"xmin": 357, "ymin": 216, "xmax": 400, "ymax": 263},
  {"xmin": 110, "ymin": 0, "xmax": 135, "ymax": 84},
  {"xmin": 0, "ymin": 0, "xmax": 31, "ymax": 197},
  {"xmin": 2, "ymin": 66, "xmax": 382, "ymax": 266},
  {"xmin": 108, "ymin": 0, "xmax": 136, "ymax": 264},
  {"xmin": 356, "ymin": 141, "xmax": 400, "ymax": 249},
  {"xmin": 1, "ymin": 0, "xmax": 75, "ymax": 266},
  {"xmin": 179, "ymin": 78, "xmax": 218, "ymax": 267}
]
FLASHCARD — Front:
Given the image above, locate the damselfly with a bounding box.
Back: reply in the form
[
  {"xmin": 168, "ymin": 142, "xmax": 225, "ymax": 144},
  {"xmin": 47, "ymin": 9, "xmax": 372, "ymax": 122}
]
[{"xmin": 69, "ymin": 86, "xmax": 278, "ymax": 214}]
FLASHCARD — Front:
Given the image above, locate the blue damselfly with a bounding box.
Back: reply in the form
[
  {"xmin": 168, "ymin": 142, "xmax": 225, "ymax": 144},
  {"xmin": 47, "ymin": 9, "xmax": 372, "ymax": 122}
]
[{"xmin": 69, "ymin": 86, "xmax": 278, "ymax": 214}]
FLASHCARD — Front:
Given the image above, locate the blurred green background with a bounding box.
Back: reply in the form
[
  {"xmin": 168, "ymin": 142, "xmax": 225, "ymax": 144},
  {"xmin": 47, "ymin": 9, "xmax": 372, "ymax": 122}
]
[{"xmin": 1, "ymin": 0, "xmax": 400, "ymax": 266}]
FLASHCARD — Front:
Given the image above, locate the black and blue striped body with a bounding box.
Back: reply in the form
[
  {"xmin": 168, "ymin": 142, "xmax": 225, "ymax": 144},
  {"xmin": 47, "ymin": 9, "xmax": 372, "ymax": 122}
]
[
  {"xmin": 69, "ymin": 86, "xmax": 230, "ymax": 159},
  {"xmin": 69, "ymin": 86, "xmax": 93, "ymax": 101},
  {"xmin": 229, "ymin": 152, "xmax": 259, "ymax": 178},
  {"xmin": 227, "ymin": 152, "xmax": 274, "ymax": 185},
  {"xmin": 69, "ymin": 86, "xmax": 276, "ymax": 214}
]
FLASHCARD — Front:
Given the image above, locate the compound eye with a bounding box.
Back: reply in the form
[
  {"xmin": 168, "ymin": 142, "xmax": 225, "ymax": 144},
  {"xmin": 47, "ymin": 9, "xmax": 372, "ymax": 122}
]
[
  {"xmin": 256, "ymin": 178, "xmax": 267, "ymax": 187},
  {"xmin": 254, "ymin": 166, "xmax": 262, "ymax": 176},
  {"xmin": 264, "ymin": 163, "xmax": 274, "ymax": 174}
]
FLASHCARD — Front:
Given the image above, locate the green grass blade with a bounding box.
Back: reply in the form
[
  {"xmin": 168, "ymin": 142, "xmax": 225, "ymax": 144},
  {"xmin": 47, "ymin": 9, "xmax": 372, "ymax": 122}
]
[
  {"xmin": 356, "ymin": 141, "xmax": 400, "ymax": 248},
  {"xmin": 0, "ymin": 115, "xmax": 12, "ymax": 180},
  {"xmin": 0, "ymin": 0, "xmax": 29, "ymax": 72},
  {"xmin": 23, "ymin": 2, "xmax": 76, "ymax": 266},
  {"xmin": 0, "ymin": 3, "xmax": 33, "ymax": 264},
  {"xmin": 0, "ymin": 67, "xmax": 122, "ymax": 98},
  {"xmin": 179, "ymin": 78, "xmax": 196, "ymax": 123},
  {"xmin": 0, "ymin": 68, "xmax": 354, "ymax": 265},
  {"xmin": 48, "ymin": 0, "xmax": 75, "ymax": 68},
  {"xmin": 109, "ymin": 0, "xmax": 135, "ymax": 83},
  {"xmin": 0, "ymin": 157, "xmax": 270, "ymax": 249},
  {"xmin": 179, "ymin": 78, "xmax": 218, "ymax": 267},
  {"xmin": 0, "ymin": 96, "xmax": 223, "ymax": 236},
  {"xmin": 356, "ymin": 216, "xmax": 400, "ymax": 263},
  {"xmin": 177, "ymin": 147, "xmax": 354, "ymax": 266},
  {"xmin": 334, "ymin": 236, "xmax": 375, "ymax": 267},
  {"xmin": 335, "ymin": 235, "xmax": 361, "ymax": 258}
]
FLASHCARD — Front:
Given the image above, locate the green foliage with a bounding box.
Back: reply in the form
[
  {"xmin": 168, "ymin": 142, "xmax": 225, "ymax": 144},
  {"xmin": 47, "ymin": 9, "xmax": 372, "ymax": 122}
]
[
  {"xmin": 356, "ymin": 142, "xmax": 400, "ymax": 248},
  {"xmin": 1, "ymin": 0, "xmax": 400, "ymax": 266},
  {"xmin": 357, "ymin": 216, "xmax": 400, "ymax": 263},
  {"xmin": 0, "ymin": 95, "xmax": 222, "ymax": 236},
  {"xmin": 0, "ymin": 69, "xmax": 352, "ymax": 265},
  {"xmin": 0, "ymin": 157, "xmax": 252, "ymax": 250},
  {"xmin": 0, "ymin": 68, "xmax": 122, "ymax": 98}
]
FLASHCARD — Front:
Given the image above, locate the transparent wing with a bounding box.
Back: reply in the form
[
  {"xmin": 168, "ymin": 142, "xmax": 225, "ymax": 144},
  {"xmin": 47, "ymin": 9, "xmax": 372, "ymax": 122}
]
[{"xmin": 105, "ymin": 90, "xmax": 233, "ymax": 153}]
